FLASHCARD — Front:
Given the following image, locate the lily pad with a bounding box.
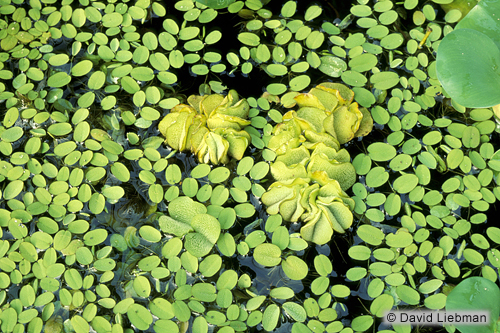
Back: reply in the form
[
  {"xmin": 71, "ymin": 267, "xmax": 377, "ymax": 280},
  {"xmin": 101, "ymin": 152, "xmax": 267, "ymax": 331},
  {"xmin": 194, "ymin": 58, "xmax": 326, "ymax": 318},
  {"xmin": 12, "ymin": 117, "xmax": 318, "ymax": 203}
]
[
  {"xmin": 446, "ymin": 277, "xmax": 500, "ymax": 333},
  {"xmin": 437, "ymin": 0, "xmax": 500, "ymax": 107}
]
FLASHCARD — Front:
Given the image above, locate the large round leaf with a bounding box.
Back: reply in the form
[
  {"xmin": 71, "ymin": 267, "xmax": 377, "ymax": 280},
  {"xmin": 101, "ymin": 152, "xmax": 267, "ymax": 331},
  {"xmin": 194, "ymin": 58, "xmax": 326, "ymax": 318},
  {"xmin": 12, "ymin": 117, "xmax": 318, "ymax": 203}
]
[
  {"xmin": 455, "ymin": 0, "xmax": 500, "ymax": 50},
  {"xmin": 436, "ymin": 28, "xmax": 500, "ymax": 107},
  {"xmin": 446, "ymin": 277, "xmax": 500, "ymax": 333}
]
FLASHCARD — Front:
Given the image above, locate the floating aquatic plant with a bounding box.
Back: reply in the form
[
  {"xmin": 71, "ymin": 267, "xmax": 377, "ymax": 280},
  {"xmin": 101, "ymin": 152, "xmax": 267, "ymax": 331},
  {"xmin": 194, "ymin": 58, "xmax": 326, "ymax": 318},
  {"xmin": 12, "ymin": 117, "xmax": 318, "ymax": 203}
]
[
  {"xmin": 267, "ymin": 83, "xmax": 372, "ymax": 188},
  {"xmin": 158, "ymin": 196, "xmax": 221, "ymax": 257},
  {"xmin": 262, "ymin": 177, "xmax": 355, "ymax": 244},
  {"xmin": 262, "ymin": 83, "xmax": 372, "ymax": 244},
  {"xmin": 158, "ymin": 90, "xmax": 251, "ymax": 164},
  {"xmin": 436, "ymin": 0, "xmax": 500, "ymax": 107},
  {"xmin": 446, "ymin": 276, "xmax": 500, "ymax": 333}
]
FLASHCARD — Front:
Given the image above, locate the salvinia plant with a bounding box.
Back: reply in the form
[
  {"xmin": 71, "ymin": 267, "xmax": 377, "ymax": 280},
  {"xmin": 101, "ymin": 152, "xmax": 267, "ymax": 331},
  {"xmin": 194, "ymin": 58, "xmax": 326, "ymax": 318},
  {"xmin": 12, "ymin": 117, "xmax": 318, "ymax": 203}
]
[
  {"xmin": 261, "ymin": 83, "xmax": 373, "ymax": 245},
  {"xmin": 158, "ymin": 90, "xmax": 251, "ymax": 164},
  {"xmin": 436, "ymin": 0, "xmax": 500, "ymax": 108}
]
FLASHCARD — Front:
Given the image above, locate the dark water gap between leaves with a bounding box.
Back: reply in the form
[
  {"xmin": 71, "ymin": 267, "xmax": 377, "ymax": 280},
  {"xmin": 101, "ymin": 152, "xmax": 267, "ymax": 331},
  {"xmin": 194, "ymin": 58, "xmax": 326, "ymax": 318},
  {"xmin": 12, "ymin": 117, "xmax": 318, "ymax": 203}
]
[{"xmin": 137, "ymin": 0, "xmax": 354, "ymax": 99}]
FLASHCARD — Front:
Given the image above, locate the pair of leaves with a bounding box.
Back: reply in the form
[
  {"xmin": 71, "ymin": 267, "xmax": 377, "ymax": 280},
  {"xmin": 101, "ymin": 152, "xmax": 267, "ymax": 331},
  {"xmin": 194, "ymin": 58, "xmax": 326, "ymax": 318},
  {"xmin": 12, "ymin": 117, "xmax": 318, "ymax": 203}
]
[{"xmin": 158, "ymin": 197, "xmax": 221, "ymax": 257}]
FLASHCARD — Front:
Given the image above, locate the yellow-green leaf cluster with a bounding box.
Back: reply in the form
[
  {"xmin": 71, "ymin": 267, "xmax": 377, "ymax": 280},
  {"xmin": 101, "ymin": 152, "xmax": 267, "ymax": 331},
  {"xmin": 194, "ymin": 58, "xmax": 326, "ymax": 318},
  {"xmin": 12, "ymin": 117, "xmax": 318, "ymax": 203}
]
[
  {"xmin": 262, "ymin": 83, "xmax": 372, "ymax": 244},
  {"xmin": 262, "ymin": 177, "xmax": 355, "ymax": 245},
  {"xmin": 158, "ymin": 90, "xmax": 251, "ymax": 164}
]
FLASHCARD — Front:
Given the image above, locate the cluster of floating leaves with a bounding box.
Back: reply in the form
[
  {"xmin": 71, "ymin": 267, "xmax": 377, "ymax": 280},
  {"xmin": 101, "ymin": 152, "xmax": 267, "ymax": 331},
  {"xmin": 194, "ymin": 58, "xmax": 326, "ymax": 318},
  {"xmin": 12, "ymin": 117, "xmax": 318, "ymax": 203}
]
[
  {"xmin": 261, "ymin": 82, "xmax": 373, "ymax": 244},
  {"xmin": 0, "ymin": 0, "xmax": 499, "ymax": 332},
  {"xmin": 158, "ymin": 90, "xmax": 252, "ymax": 165},
  {"xmin": 345, "ymin": 0, "xmax": 500, "ymax": 331}
]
